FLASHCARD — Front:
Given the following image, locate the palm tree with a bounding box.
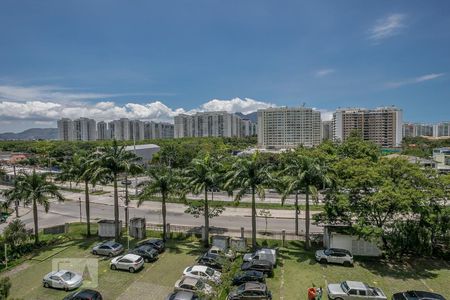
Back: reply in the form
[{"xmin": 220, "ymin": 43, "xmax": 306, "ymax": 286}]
[
  {"xmin": 225, "ymin": 152, "xmax": 271, "ymax": 249},
  {"xmin": 11, "ymin": 171, "xmax": 64, "ymax": 244},
  {"xmin": 282, "ymin": 155, "xmax": 332, "ymax": 249},
  {"xmin": 92, "ymin": 140, "xmax": 142, "ymax": 242},
  {"xmin": 185, "ymin": 154, "xmax": 223, "ymax": 247},
  {"xmin": 137, "ymin": 165, "xmax": 183, "ymax": 241}
]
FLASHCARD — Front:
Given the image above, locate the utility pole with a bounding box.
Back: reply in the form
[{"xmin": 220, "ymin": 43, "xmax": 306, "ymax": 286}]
[
  {"xmin": 4, "ymin": 244, "xmax": 7, "ymax": 269},
  {"xmin": 13, "ymin": 164, "xmax": 19, "ymax": 218},
  {"xmin": 79, "ymin": 197, "xmax": 82, "ymax": 223},
  {"xmin": 133, "ymin": 121, "xmax": 138, "ymax": 196}
]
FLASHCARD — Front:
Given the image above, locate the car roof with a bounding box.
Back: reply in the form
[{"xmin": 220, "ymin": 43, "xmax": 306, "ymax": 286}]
[
  {"xmin": 123, "ymin": 254, "xmax": 141, "ymax": 261},
  {"xmin": 74, "ymin": 289, "xmax": 99, "ymax": 296},
  {"xmin": 346, "ymin": 281, "xmax": 366, "ymax": 290},
  {"xmin": 407, "ymin": 291, "xmax": 446, "ymax": 300},
  {"xmin": 244, "ymin": 282, "xmax": 266, "ymax": 290},
  {"xmin": 252, "ymin": 259, "xmax": 272, "ymax": 265},
  {"xmin": 330, "ymin": 248, "xmax": 352, "ymax": 254},
  {"xmin": 191, "ymin": 265, "xmax": 208, "ymax": 272},
  {"xmin": 181, "ymin": 276, "xmax": 200, "ymax": 286},
  {"xmin": 51, "ymin": 270, "xmax": 71, "ymax": 277},
  {"xmin": 172, "ymin": 291, "xmax": 195, "ymax": 300}
]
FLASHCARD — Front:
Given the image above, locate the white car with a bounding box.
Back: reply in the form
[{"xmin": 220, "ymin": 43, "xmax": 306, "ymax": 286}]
[
  {"xmin": 42, "ymin": 270, "xmax": 83, "ymax": 291},
  {"xmin": 183, "ymin": 265, "xmax": 222, "ymax": 284},
  {"xmin": 327, "ymin": 281, "xmax": 387, "ymax": 300},
  {"xmin": 174, "ymin": 276, "xmax": 213, "ymax": 296},
  {"xmin": 208, "ymin": 246, "xmax": 235, "ymax": 260},
  {"xmin": 110, "ymin": 254, "xmax": 144, "ymax": 273},
  {"xmin": 243, "ymin": 248, "xmax": 277, "ymax": 267}
]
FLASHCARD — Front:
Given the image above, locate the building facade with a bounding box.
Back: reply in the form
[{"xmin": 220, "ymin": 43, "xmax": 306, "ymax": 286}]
[
  {"xmin": 97, "ymin": 121, "xmax": 109, "ymax": 140},
  {"xmin": 57, "ymin": 118, "xmax": 74, "ymax": 141},
  {"xmin": 174, "ymin": 111, "xmax": 252, "ymax": 138},
  {"xmin": 322, "ymin": 120, "xmax": 333, "ymax": 141},
  {"xmin": 433, "ymin": 122, "xmax": 450, "ymax": 137},
  {"xmin": 73, "ymin": 117, "xmax": 97, "ymax": 141},
  {"xmin": 332, "ymin": 107, "xmax": 403, "ymax": 147},
  {"xmin": 402, "ymin": 123, "xmax": 433, "ymax": 138},
  {"xmin": 257, "ymin": 107, "xmax": 322, "ymax": 149},
  {"xmin": 144, "ymin": 121, "xmax": 174, "ymax": 139}
]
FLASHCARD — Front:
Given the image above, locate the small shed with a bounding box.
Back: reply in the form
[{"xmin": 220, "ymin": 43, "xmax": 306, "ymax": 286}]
[
  {"xmin": 98, "ymin": 220, "xmax": 122, "ymax": 238},
  {"xmin": 323, "ymin": 225, "xmax": 382, "ymax": 257},
  {"xmin": 211, "ymin": 235, "xmax": 230, "ymax": 251},
  {"xmin": 129, "ymin": 217, "xmax": 146, "ymax": 239},
  {"xmin": 230, "ymin": 237, "xmax": 247, "ymax": 252}
]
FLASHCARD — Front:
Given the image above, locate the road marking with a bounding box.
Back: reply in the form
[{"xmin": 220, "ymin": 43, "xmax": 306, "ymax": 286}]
[{"xmin": 420, "ymin": 279, "xmax": 434, "ymax": 292}]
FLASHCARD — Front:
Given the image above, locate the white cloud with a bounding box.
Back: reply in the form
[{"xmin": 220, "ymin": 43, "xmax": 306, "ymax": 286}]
[
  {"xmin": 369, "ymin": 13, "xmax": 406, "ymax": 43},
  {"xmin": 198, "ymin": 97, "xmax": 275, "ymax": 114},
  {"xmin": 314, "ymin": 69, "xmax": 335, "ymax": 77},
  {"xmin": 386, "ymin": 73, "xmax": 445, "ymax": 88},
  {"xmin": 316, "ymin": 109, "xmax": 334, "ymax": 121}
]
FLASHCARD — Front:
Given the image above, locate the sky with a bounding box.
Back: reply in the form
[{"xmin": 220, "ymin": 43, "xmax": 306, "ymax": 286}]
[{"xmin": 0, "ymin": 0, "xmax": 449, "ymax": 132}]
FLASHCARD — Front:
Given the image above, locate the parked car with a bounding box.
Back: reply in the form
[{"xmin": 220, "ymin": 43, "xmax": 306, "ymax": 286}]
[
  {"xmin": 232, "ymin": 270, "xmax": 265, "ymax": 286},
  {"xmin": 315, "ymin": 248, "xmax": 353, "ymax": 266},
  {"xmin": 129, "ymin": 245, "xmax": 159, "ymax": 263},
  {"xmin": 174, "ymin": 276, "xmax": 213, "ymax": 296},
  {"xmin": 137, "ymin": 238, "xmax": 165, "ymax": 253},
  {"xmin": 327, "ymin": 281, "xmax": 387, "ymax": 300},
  {"xmin": 110, "ymin": 254, "xmax": 144, "ymax": 273},
  {"xmin": 197, "ymin": 253, "xmax": 226, "ymax": 271},
  {"xmin": 393, "ymin": 291, "xmax": 446, "ymax": 300},
  {"xmin": 42, "ymin": 270, "xmax": 83, "ymax": 291},
  {"xmin": 227, "ymin": 282, "xmax": 272, "ymax": 300},
  {"xmin": 183, "ymin": 265, "xmax": 222, "ymax": 284},
  {"xmin": 241, "ymin": 260, "xmax": 273, "ymax": 276},
  {"xmin": 208, "ymin": 246, "xmax": 235, "ymax": 260},
  {"xmin": 63, "ymin": 289, "xmax": 103, "ymax": 300},
  {"xmin": 243, "ymin": 248, "xmax": 277, "ymax": 267},
  {"xmin": 166, "ymin": 291, "xmax": 201, "ymax": 300},
  {"xmin": 92, "ymin": 240, "xmax": 124, "ymax": 257}
]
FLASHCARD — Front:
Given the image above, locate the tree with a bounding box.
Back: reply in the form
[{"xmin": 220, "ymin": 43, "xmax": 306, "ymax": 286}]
[
  {"xmin": 185, "ymin": 154, "xmax": 224, "ymax": 247},
  {"xmin": 258, "ymin": 209, "xmax": 272, "ymax": 234},
  {"xmin": 3, "ymin": 219, "xmax": 29, "ymax": 247},
  {"xmin": 11, "ymin": 171, "xmax": 64, "ymax": 244},
  {"xmin": 0, "ymin": 277, "xmax": 11, "ymax": 300},
  {"xmin": 137, "ymin": 165, "xmax": 183, "ymax": 242},
  {"xmin": 225, "ymin": 152, "xmax": 272, "ymax": 249},
  {"xmin": 282, "ymin": 154, "xmax": 332, "ymax": 249},
  {"xmin": 92, "ymin": 140, "xmax": 142, "ymax": 242}
]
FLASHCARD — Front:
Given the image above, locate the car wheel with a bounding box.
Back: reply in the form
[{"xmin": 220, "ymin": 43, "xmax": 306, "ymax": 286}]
[
  {"xmin": 320, "ymin": 258, "xmax": 327, "ymax": 264},
  {"xmin": 108, "ymin": 252, "xmax": 114, "ymax": 257},
  {"xmin": 129, "ymin": 267, "xmax": 135, "ymax": 273},
  {"xmin": 92, "ymin": 250, "xmax": 97, "ymax": 255},
  {"xmin": 335, "ymin": 297, "xmax": 344, "ymax": 300},
  {"xmin": 43, "ymin": 282, "xmax": 50, "ymax": 288},
  {"xmin": 145, "ymin": 258, "xmax": 150, "ymax": 263},
  {"xmin": 343, "ymin": 261, "xmax": 351, "ymax": 267},
  {"xmin": 110, "ymin": 264, "xmax": 117, "ymax": 270}
]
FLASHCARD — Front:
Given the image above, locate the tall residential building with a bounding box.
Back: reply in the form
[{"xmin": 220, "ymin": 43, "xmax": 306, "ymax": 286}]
[
  {"xmin": 129, "ymin": 120, "xmax": 145, "ymax": 141},
  {"xmin": 174, "ymin": 111, "xmax": 251, "ymax": 138},
  {"xmin": 57, "ymin": 118, "xmax": 74, "ymax": 141},
  {"xmin": 144, "ymin": 121, "xmax": 174, "ymax": 139},
  {"xmin": 433, "ymin": 122, "xmax": 450, "ymax": 137},
  {"xmin": 332, "ymin": 107, "xmax": 403, "ymax": 147},
  {"xmin": 322, "ymin": 120, "xmax": 333, "ymax": 141},
  {"xmin": 97, "ymin": 121, "xmax": 110, "ymax": 140},
  {"xmin": 73, "ymin": 117, "xmax": 97, "ymax": 141},
  {"xmin": 402, "ymin": 123, "xmax": 433, "ymax": 138},
  {"xmin": 242, "ymin": 119, "xmax": 257, "ymax": 136},
  {"xmin": 257, "ymin": 107, "xmax": 321, "ymax": 149}
]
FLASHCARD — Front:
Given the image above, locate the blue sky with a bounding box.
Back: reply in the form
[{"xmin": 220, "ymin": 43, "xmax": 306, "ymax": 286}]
[{"xmin": 0, "ymin": 0, "xmax": 449, "ymax": 132}]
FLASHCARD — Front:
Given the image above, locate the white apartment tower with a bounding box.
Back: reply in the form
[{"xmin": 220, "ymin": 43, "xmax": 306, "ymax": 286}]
[
  {"xmin": 73, "ymin": 117, "xmax": 97, "ymax": 141},
  {"xmin": 129, "ymin": 120, "xmax": 145, "ymax": 141},
  {"xmin": 403, "ymin": 123, "xmax": 433, "ymax": 138},
  {"xmin": 333, "ymin": 107, "xmax": 403, "ymax": 147},
  {"xmin": 57, "ymin": 118, "xmax": 74, "ymax": 141},
  {"xmin": 97, "ymin": 121, "xmax": 109, "ymax": 140},
  {"xmin": 174, "ymin": 111, "xmax": 250, "ymax": 138},
  {"xmin": 144, "ymin": 121, "xmax": 174, "ymax": 139},
  {"xmin": 257, "ymin": 107, "xmax": 322, "ymax": 149},
  {"xmin": 433, "ymin": 122, "xmax": 450, "ymax": 137}
]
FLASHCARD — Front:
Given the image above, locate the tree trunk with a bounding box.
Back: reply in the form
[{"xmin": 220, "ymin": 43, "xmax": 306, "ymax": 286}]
[
  {"xmin": 295, "ymin": 191, "xmax": 299, "ymax": 236},
  {"xmin": 13, "ymin": 165, "xmax": 19, "ymax": 218},
  {"xmin": 305, "ymin": 190, "xmax": 310, "ymax": 249},
  {"xmin": 113, "ymin": 173, "xmax": 120, "ymax": 242},
  {"xmin": 33, "ymin": 198, "xmax": 39, "ymax": 245},
  {"xmin": 85, "ymin": 180, "xmax": 91, "ymax": 237},
  {"xmin": 124, "ymin": 174, "xmax": 129, "ymax": 233},
  {"xmin": 162, "ymin": 193, "xmax": 167, "ymax": 242},
  {"xmin": 252, "ymin": 187, "xmax": 257, "ymax": 250},
  {"xmin": 204, "ymin": 188, "xmax": 210, "ymax": 247}
]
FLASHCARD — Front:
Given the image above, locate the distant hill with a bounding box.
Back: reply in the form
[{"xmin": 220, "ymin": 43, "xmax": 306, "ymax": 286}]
[
  {"xmin": 0, "ymin": 128, "xmax": 58, "ymax": 141},
  {"xmin": 236, "ymin": 112, "xmax": 257, "ymax": 123}
]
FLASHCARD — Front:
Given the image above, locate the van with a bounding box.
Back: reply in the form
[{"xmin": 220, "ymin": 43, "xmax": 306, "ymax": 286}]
[{"xmin": 243, "ymin": 248, "xmax": 277, "ymax": 267}]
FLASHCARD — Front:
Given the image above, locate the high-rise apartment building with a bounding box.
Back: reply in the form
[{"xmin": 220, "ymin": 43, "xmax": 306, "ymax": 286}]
[
  {"xmin": 144, "ymin": 121, "xmax": 174, "ymax": 139},
  {"xmin": 332, "ymin": 107, "xmax": 403, "ymax": 147},
  {"xmin": 322, "ymin": 120, "xmax": 333, "ymax": 141},
  {"xmin": 174, "ymin": 111, "xmax": 251, "ymax": 138},
  {"xmin": 57, "ymin": 118, "xmax": 74, "ymax": 141},
  {"xmin": 257, "ymin": 107, "xmax": 321, "ymax": 149},
  {"xmin": 129, "ymin": 120, "xmax": 145, "ymax": 141},
  {"xmin": 433, "ymin": 122, "xmax": 450, "ymax": 137},
  {"xmin": 97, "ymin": 121, "xmax": 109, "ymax": 140},
  {"xmin": 402, "ymin": 123, "xmax": 433, "ymax": 138},
  {"xmin": 73, "ymin": 117, "xmax": 97, "ymax": 141}
]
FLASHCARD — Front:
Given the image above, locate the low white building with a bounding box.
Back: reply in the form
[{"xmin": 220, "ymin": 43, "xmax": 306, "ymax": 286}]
[{"xmin": 124, "ymin": 144, "xmax": 160, "ymax": 164}]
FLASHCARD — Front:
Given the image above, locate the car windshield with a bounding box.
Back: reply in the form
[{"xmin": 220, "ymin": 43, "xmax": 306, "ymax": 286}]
[
  {"xmin": 341, "ymin": 282, "xmax": 350, "ymax": 293},
  {"xmin": 205, "ymin": 268, "xmax": 214, "ymax": 276},
  {"xmin": 195, "ymin": 280, "xmax": 205, "ymax": 289},
  {"xmin": 112, "ymin": 243, "xmax": 121, "ymax": 248},
  {"xmin": 61, "ymin": 272, "xmax": 75, "ymax": 280},
  {"xmin": 237, "ymin": 284, "xmax": 246, "ymax": 293},
  {"xmin": 186, "ymin": 267, "xmax": 193, "ymax": 273},
  {"xmin": 324, "ymin": 249, "xmax": 332, "ymax": 255}
]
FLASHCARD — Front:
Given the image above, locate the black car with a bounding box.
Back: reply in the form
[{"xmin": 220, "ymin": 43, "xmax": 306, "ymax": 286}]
[
  {"xmin": 227, "ymin": 282, "xmax": 272, "ymax": 300},
  {"xmin": 137, "ymin": 238, "xmax": 165, "ymax": 253},
  {"xmin": 166, "ymin": 291, "xmax": 201, "ymax": 300},
  {"xmin": 63, "ymin": 289, "xmax": 103, "ymax": 300},
  {"xmin": 129, "ymin": 245, "xmax": 159, "ymax": 263},
  {"xmin": 393, "ymin": 291, "xmax": 446, "ymax": 300},
  {"xmin": 197, "ymin": 253, "xmax": 226, "ymax": 271},
  {"xmin": 232, "ymin": 270, "xmax": 265, "ymax": 286},
  {"xmin": 241, "ymin": 260, "xmax": 273, "ymax": 276}
]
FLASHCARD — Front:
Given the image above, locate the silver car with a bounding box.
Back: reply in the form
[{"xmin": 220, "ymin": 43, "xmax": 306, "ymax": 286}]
[
  {"xmin": 174, "ymin": 276, "xmax": 213, "ymax": 296},
  {"xmin": 327, "ymin": 281, "xmax": 387, "ymax": 300},
  {"xmin": 110, "ymin": 254, "xmax": 144, "ymax": 273},
  {"xmin": 92, "ymin": 240, "xmax": 124, "ymax": 257},
  {"xmin": 43, "ymin": 270, "xmax": 83, "ymax": 291},
  {"xmin": 315, "ymin": 248, "xmax": 353, "ymax": 266}
]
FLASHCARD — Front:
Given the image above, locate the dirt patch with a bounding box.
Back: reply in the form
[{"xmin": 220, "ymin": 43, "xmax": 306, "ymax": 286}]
[
  {"xmin": 116, "ymin": 282, "xmax": 172, "ymax": 300},
  {"xmin": 1, "ymin": 262, "xmax": 31, "ymax": 277}
]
